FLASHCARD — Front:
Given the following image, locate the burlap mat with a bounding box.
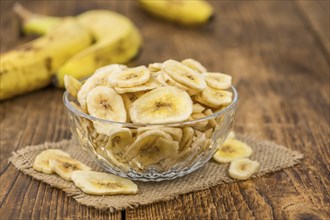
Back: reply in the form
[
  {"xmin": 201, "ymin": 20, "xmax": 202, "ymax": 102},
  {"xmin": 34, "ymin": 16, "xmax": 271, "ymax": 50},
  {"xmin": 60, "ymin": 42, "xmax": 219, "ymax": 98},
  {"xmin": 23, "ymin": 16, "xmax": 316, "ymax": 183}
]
[{"xmin": 9, "ymin": 134, "xmax": 303, "ymax": 212}]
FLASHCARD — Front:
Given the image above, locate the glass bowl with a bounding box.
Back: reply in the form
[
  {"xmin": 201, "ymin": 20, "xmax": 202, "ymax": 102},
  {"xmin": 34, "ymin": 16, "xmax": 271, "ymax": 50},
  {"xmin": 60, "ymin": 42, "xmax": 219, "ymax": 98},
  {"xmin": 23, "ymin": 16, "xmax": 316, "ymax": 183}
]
[{"xmin": 63, "ymin": 86, "xmax": 238, "ymax": 181}]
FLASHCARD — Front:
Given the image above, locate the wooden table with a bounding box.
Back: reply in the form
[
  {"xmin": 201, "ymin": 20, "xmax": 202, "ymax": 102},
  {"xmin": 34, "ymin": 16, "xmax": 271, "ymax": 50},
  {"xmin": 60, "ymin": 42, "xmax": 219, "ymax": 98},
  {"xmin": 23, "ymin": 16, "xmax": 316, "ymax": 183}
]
[{"xmin": 1, "ymin": 1, "xmax": 329, "ymax": 219}]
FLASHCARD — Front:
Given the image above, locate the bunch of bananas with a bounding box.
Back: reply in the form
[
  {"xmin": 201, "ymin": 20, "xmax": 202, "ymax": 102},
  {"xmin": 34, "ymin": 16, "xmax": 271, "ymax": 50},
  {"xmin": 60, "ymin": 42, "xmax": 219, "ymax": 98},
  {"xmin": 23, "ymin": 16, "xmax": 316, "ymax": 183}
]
[{"xmin": 0, "ymin": 4, "xmax": 142, "ymax": 100}]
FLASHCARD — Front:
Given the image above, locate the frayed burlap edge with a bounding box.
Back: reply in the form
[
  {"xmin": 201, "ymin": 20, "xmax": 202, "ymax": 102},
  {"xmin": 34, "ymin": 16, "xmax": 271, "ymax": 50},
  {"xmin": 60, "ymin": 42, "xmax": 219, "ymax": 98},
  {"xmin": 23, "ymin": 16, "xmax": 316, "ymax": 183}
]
[{"xmin": 9, "ymin": 135, "xmax": 303, "ymax": 212}]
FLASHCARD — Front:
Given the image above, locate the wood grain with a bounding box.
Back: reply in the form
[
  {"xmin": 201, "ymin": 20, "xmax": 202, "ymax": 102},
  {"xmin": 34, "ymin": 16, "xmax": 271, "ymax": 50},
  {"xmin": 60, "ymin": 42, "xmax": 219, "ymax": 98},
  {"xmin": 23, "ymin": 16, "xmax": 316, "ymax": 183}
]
[
  {"xmin": 296, "ymin": 0, "xmax": 330, "ymax": 56},
  {"xmin": 0, "ymin": 0, "xmax": 329, "ymax": 219}
]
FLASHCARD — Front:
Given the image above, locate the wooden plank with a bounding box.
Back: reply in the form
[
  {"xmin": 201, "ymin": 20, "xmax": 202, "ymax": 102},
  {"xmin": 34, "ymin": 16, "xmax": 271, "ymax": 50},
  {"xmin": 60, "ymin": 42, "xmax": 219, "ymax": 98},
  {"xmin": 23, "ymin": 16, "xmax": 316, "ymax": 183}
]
[
  {"xmin": 0, "ymin": 0, "xmax": 329, "ymax": 219},
  {"xmin": 296, "ymin": 0, "xmax": 330, "ymax": 55}
]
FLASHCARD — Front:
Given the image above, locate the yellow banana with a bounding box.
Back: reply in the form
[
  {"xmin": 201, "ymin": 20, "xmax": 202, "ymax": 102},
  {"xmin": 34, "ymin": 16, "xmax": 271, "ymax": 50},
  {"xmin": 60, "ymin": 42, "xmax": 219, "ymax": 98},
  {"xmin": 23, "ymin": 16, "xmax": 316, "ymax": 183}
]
[
  {"xmin": 15, "ymin": 6, "xmax": 142, "ymax": 88},
  {"xmin": 0, "ymin": 19, "xmax": 92, "ymax": 100},
  {"xmin": 139, "ymin": 0, "xmax": 214, "ymax": 26},
  {"xmin": 56, "ymin": 10, "xmax": 142, "ymax": 87},
  {"xmin": 13, "ymin": 3, "xmax": 61, "ymax": 35}
]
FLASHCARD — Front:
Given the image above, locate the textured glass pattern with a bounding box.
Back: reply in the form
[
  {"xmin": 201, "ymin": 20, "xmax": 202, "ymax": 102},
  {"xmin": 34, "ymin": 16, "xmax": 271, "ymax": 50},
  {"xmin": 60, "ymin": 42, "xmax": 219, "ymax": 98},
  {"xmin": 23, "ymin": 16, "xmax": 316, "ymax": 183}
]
[{"xmin": 64, "ymin": 87, "xmax": 238, "ymax": 181}]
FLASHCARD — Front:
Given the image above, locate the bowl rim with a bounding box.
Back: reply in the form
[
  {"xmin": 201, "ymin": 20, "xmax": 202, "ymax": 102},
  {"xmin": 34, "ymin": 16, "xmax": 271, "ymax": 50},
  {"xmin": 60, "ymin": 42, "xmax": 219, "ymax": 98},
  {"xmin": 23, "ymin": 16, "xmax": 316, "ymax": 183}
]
[{"xmin": 63, "ymin": 85, "xmax": 238, "ymax": 127}]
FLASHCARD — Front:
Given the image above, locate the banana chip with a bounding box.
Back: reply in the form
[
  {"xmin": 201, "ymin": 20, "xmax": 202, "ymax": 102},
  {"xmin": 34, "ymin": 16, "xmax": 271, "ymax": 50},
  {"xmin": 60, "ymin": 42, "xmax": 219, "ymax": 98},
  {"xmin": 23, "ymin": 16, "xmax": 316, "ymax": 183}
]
[
  {"xmin": 213, "ymin": 139, "xmax": 252, "ymax": 163},
  {"xmin": 133, "ymin": 137, "xmax": 179, "ymax": 167},
  {"xmin": 105, "ymin": 128, "xmax": 133, "ymax": 155},
  {"xmin": 181, "ymin": 58, "xmax": 207, "ymax": 73},
  {"xmin": 202, "ymin": 72, "xmax": 232, "ymax": 90},
  {"xmin": 148, "ymin": 62, "xmax": 162, "ymax": 72},
  {"xmin": 162, "ymin": 59, "xmax": 206, "ymax": 91},
  {"xmin": 86, "ymin": 86, "xmax": 126, "ymax": 134},
  {"xmin": 49, "ymin": 156, "xmax": 91, "ymax": 181},
  {"xmin": 179, "ymin": 126, "xmax": 194, "ymax": 151},
  {"xmin": 109, "ymin": 66, "xmax": 150, "ymax": 88},
  {"xmin": 77, "ymin": 64, "xmax": 125, "ymax": 109},
  {"xmin": 137, "ymin": 126, "xmax": 183, "ymax": 142},
  {"xmin": 202, "ymin": 87, "xmax": 232, "ymax": 107},
  {"xmin": 203, "ymin": 109, "xmax": 217, "ymax": 128},
  {"xmin": 229, "ymin": 158, "xmax": 260, "ymax": 180},
  {"xmin": 64, "ymin": 75, "xmax": 82, "ymax": 98},
  {"xmin": 114, "ymin": 77, "xmax": 158, "ymax": 94},
  {"xmin": 33, "ymin": 149, "xmax": 70, "ymax": 174},
  {"xmin": 192, "ymin": 103, "xmax": 205, "ymax": 113},
  {"xmin": 124, "ymin": 130, "xmax": 173, "ymax": 160},
  {"xmin": 193, "ymin": 93, "xmax": 218, "ymax": 108},
  {"xmin": 227, "ymin": 131, "xmax": 236, "ymax": 140},
  {"xmin": 71, "ymin": 170, "xmax": 138, "ymax": 195},
  {"xmin": 129, "ymin": 86, "xmax": 193, "ymax": 124}
]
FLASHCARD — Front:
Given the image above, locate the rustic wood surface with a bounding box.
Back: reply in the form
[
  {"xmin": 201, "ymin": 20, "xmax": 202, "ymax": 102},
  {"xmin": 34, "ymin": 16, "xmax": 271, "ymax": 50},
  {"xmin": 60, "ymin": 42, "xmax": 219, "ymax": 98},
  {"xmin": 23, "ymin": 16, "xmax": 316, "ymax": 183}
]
[{"xmin": 0, "ymin": 0, "xmax": 329, "ymax": 219}]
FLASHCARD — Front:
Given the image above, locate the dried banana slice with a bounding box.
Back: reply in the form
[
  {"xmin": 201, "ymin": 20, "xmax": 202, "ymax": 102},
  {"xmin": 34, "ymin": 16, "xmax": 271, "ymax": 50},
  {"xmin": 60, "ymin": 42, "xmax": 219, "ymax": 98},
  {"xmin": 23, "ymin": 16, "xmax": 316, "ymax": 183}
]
[
  {"xmin": 201, "ymin": 87, "xmax": 232, "ymax": 107},
  {"xmin": 213, "ymin": 139, "xmax": 252, "ymax": 163},
  {"xmin": 95, "ymin": 64, "xmax": 128, "ymax": 75},
  {"xmin": 204, "ymin": 128, "xmax": 214, "ymax": 139},
  {"xmin": 114, "ymin": 77, "xmax": 158, "ymax": 94},
  {"xmin": 122, "ymin": 92, "xmax": 145, "ymax": 106},
  {"xmin": 129, "ymin": 86, "xmax": 193, "ymax": 124},
  {"xmin": 203, "ymin": 109, "xmax": 217, "ymax": 128},
  {"xmin": 132, "ymin": 137, "xmax": 179, "ymax": 167},
  {"xmin": 202, "ymin": 72, "xmax": 232, "ymax": 90},
  {"xmin": 165, "ymin": 129, "xmax": 208, "ymax": 168},
  {"xmin": 77, "ymin": 64, "xmax": 125, "ymax": 109},
  {"xmin": 96, "ymin": 147, "xmax": 130, "ymax": 172},
  {"xmin": 190, "ymin": 112, "xmax": 206, "ymax": 120},
  {"xmin": 227, "ymin": 131, "xmax": 236, "ymax": 140},
  {"xmin": 148, "ymin": 62, "xmax": 163, "ymax": 72},
  {"xmin": 121, "ymin": 92, "xmax": 145, "ymax": 122},
  {"xmin": 105, "ymin": 128, "xmax": 133, "ymax": 155},
  {"xmin": 179, "ymin": 127, "xmax": 194, "ymax": 150},
  {"xmin": 192, "ymin": 103, "xmax": 205, "ymax": 113},
  {"xmin": 86, "ymin": 86, "xmax": 126, "ymax": 134},
  {"xmin": 194, "ymin": 129, "xmax": 204, "ymax": 138},
  {"xmin": 137, "ymin": 126, "xmax": 183, "ymax": 142},
  {"xmin": 64, "ymin": 75, "xmax": 82, "ymax": 98},
  {"xmin": 129, "ymin": 159, "xmax": 144, "ymax": 171},
  {"xmin": 189, "ymin": 112, "xmax": 208, "ymax": 131},
  {"xmin": 109, "ymin": 66, "xmax": 150, "ymax": 88},
  {"xmin": 192, "ymin": 132, "xmax": 209, "ymax": 150},
  {"xmin": 155, "ymin": 72, "xmax": 167, "ymax": 85},
  {"xmin": 193, "ymin": 93, "xmax": 218, "ymax": 108},
  {"xmin": 93, "ymin": 133, "xmax": 109, "ymax": 147},
  {"xmin": 49, "ymin": 156, "xmax": 91, "ymax": 181},
  {"xmin": 124, "ymin": 130, "xmax": 173, "ymax": 160},
  {"xmin": 229, "ymin": 158, "xmax": 260, "ymax": 180},
  {"xmin": 157, "ymin": 127, "xmax": 182, "ymax": 142},
  {"xmin": 189, "ymin": 113, "xmax": 208, "ymax": 126},
  {"xmin": 69, "ymin": 101, "xmax": 86, "ymax": 113},
  {"xmin": 172, "ymin": 144, "xmax": 199, "ymax": 167},
  {"xmin": 33, "ymin": 149, "xmax": 70, "ymax": 174},
  {"xmin": 181, "ymin": 58, "xmax": 207, "ymax": 73},
  {"xmin": 161, "ymin": 70, "xmax": 200, "ymax": 95},
  {"xmin": 162, "ymin": 59, "xmax": 206, "ymax": 91},
  {"xmin": 182, "ymin": 133, "xmax": 210, "ymax": 165},
  {"xmin": 71, "ymin": 170, "xmax": 138, "ymax": 195}
]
